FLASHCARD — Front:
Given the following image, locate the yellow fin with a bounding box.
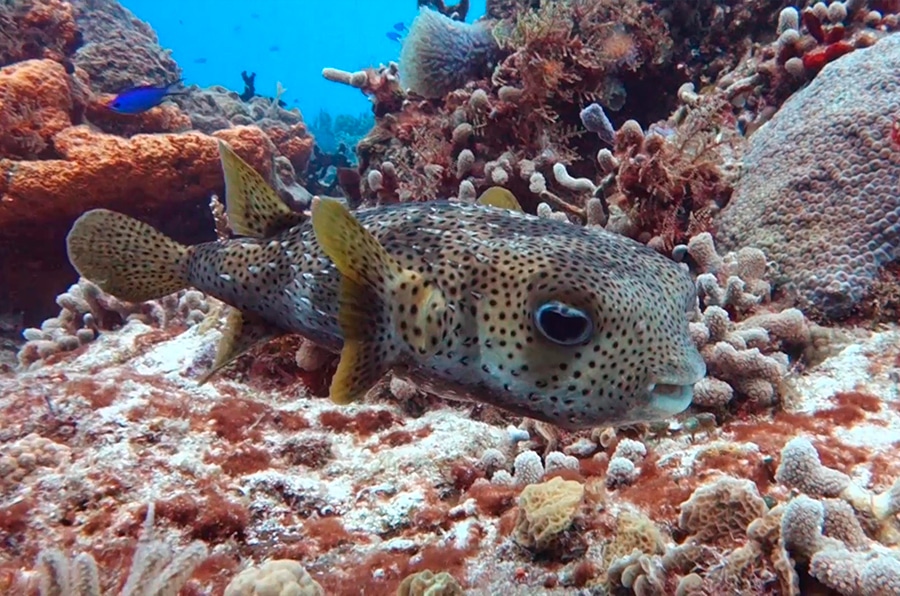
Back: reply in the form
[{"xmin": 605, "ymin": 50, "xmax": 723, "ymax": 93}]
[
  {"xmin": 66, "ymin": 209, "xmax": 190, "ymax": 302},
  {"xmin": 476, "ymin": 186, "xmax": 523, "ymax": 212},
  {"xmin": 197, "ymin": 308, "xmax": 282, "ymax": 385},
  {"xmin": 310, "ymin": 197, "xmax": 404, "ymax": 286},
  {"xmin": 311, "ymin": 198, "xmax": 412, "ymax": 404},
  {"xmin": 328, "ymin": 277, "xmax": 395, "ymax": 405},
  {"xmin": 217, "ymin": 140, "xmax": 305, "ymax": 238}
]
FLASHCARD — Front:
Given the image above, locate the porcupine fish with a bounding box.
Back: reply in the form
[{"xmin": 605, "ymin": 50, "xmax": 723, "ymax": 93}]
[{"xmin": 65, "ymin": 141, "xmax": 706, "ymax": 430}]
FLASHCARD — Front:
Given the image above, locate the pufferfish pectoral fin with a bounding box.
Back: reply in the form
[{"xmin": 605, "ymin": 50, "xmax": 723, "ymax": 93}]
[
  {"xmin": 311, "ymin": 197, "xmax": 438, "ymax": 405},
  {"xmin": 197, "ymin": 307, "xmax": 284, "ymax": 385},
  {"xmin": 476, "ymin": 186, "xmax": 523, "ymax": 212},
  {"xmin": 217, "ymin": 140, "xmax": 305, "ymax": 238}
]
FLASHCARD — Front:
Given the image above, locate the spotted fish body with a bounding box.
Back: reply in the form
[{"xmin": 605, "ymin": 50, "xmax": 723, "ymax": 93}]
[{"xmin": 66, "ymin": 143, "xmax": 706, "ymax": 430}]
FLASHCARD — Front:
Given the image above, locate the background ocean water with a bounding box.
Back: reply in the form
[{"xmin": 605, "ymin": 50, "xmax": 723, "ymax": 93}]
[{"xmin": 120, "ymin": 0, "xmax": 488, "ymax": 134}]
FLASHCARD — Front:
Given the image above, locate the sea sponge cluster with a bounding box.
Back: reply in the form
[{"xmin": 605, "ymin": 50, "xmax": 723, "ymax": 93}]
[
  {"xmin": 0, "ymin": 58, "xmax": 88, "ymax": 159},
  {"xmin": 0, "ymin": 0, "xmax": 81, "ymax": 68},
  {"xmin": 716, "ymin": 32, "xmax": 900, "ymax": 319}
]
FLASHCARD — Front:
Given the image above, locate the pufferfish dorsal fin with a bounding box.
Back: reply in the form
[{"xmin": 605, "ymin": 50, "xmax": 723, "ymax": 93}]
[
  {"xmin": 217, "ymin": 140, "xmax": 305, "ymax": 238},
  {"xmin": 476, "ymin": 186, "xmax": 523, "ymax": 212},
  {"xmin": 197, "ymin": 307, "xmax": 283, "ymax": 385},
  {"xmin": 311, "ymin": 197, "xmax": 446, "ymax": 405}
]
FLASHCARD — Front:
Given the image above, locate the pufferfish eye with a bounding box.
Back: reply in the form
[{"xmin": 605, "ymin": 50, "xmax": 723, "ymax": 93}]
[{"xmin": 534, "ymin": 301, "xmax": 593, "ymax": 346}]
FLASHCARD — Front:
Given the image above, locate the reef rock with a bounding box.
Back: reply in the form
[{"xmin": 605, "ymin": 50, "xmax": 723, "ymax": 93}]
[
  {"xmin": 69, "ymin": 0, "xmax": 181, "ymax": 91},
  {"xmin": 0, "ymin": 0, "xmax": 82, "ymax": 68},
  {"xmin": 716, "ymin": 33, "xmax": 900, "ymax": 319}
]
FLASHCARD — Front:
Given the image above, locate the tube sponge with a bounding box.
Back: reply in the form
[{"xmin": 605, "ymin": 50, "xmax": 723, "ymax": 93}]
[{"xmin": 399, "ymin": 8, "xmax": 500, "ymax": 98}]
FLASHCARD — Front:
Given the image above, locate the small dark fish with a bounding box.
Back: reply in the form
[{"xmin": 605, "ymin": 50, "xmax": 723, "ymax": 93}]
[
  {"xmin": 250, "ymin": 12, "xmax": 260, "ymax": 18},
  {"xmin": 393, "ymin": 22, "xmax": 407, "ymax": 32},
  {"xmin": 386, "ymin": 31, "xmax": 402, "ymax": 42},
  {"xmin": 194, "ymin": 58, "xmax": 207, "ymax": 64},
  {"xmin": 107, "ymin": 81, "xmax": 186, "ymax": 114},
  {"xmin": 269, "ymin": 44, "xmax": 280, "ymax": 52}
]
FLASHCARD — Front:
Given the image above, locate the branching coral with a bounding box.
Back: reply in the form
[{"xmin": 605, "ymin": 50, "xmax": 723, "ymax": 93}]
[
  {"xmin": 595, "ymin": 104, "xmax": 738, "ymax": 251},
  {"xmin": 17, "ymin": 278, "xmax": 209, "ymax": 368},
  {"xmin": 678, "ymin": 233, "xmax": 825, "ymax": 414},
  {"xmin": 776, "ymin": 436, "xmax": 900, "ymax": 545}
]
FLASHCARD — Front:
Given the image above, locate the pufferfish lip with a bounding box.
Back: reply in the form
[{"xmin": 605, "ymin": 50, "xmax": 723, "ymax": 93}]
[{"xmin": 647, "ymin": 382, "xmax": 697, "ymax": 416}]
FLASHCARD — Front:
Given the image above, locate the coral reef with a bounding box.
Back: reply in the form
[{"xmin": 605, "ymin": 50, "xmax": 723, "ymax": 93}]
[
  {"xmin": 0, "ymin": 3, "xmax": 314, "ymax": 329},
  {"xmin": 0, "ymin": 0, "xmax": 82, "ymax": 68},
  {"xmin": 69, "ymin": 0, "xmax": 180, "ymax": 92},
  {"xmin": 4, "ymin": 0, "xmax": 900, "ymax": 593},
  {"xmin": 717, "ymin": 32, "xmax": 900, "ymax": 319},
  {"xmin": 1, "ymin": 311, "xmax": 897, "ymax": 594}
]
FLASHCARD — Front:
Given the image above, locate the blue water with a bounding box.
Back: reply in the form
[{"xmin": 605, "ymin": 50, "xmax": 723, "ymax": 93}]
[{"xmin": 120, "ymin": 0, "xmax": 488, "ymax": 123}]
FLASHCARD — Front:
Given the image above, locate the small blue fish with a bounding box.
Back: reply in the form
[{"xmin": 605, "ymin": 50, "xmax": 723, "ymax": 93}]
[
  {"xmin": 393, "ymin": 21, "xmax": 407, "ymax": 32},
  {"xmin": 386, "ymin": 31, "xmax": 402, "ymax": 42},
  {"xmin": 107, "ymin": 81, "xmax": 185, "ymax": 114}
]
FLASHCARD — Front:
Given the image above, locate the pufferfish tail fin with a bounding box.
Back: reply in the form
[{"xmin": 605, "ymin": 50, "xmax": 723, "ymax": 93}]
[
  {"xmin": 311, "ymin": 197, "xmax": 447, "ymax": 405},
  {"xmin": 217, "ymin": 140, "xmax": 305, "ymax": 238},
  {"xmin": 66, "ymin": 209, "xmax": 191, "ymax": 302}
]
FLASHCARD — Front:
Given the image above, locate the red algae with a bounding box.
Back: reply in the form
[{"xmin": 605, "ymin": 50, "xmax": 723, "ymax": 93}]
[
  {"xmin": 832, "ymin": 390, "xmax": 882, "ymax": 413},
  {"xmin": 318, "ymin": 408, "xmax": 400, "ymax": 436},
  {"xmin": 65, "ymin": 377, "xmax": 118, "ymax": 409},
  {"xmin": 380, "ymin": 424, "xmax": 433, "ymax": 448},
  {"xmin": 208, "ymin": 444, "xmax": 273, "ymax": 476},
  {"xmin": 315, "ymin": 544, "xmax": 473, "ymax": 596},
  {"xmin": 578, "ymin": 456, "xmax": 609, "ymax": 478},
  {"xmin": 303, "ymin": 516, "xmax": 353, "ymax": 551},
  {"xmin": 465, "ymin": 482, "xmax": 519, "ymax": 517},
  {"xmin": 694, "ymin": 450, "xmax": 774, "ymax": 495},
  {"xmin": 280, "ymin": 436, "xmax": 334, "ymax": 468},
  {"xmin": 187, "ymin": 553, "xmax": 240, "ymax": 596},
  {"xmin": 618, "ymin": 455, "xmax": 694, "ymax": 521},
  {"xmin": 208, "ymin": 397, "xmax": 273, "ymax": 442},
  {"xmin": 191, "ymin": 492, "xmax": 249, "ymax": 543},
  {"xmin": 0, "ymin": 498, "xmax": 33, "ymax": 536},
  {"xmin": 155, "ymin": 494, "xmax": 201, "ymax": 527},
  {"xmin": 412, "ymin": 504, "xmax": 451, "ymax": 532},
  {"xmin": 812, "ymin": 438, "xmax": 870, "ymax": 473},
  {"xmin": 450, "ymin": 462, "xmax": 483, "ymax": 492}
]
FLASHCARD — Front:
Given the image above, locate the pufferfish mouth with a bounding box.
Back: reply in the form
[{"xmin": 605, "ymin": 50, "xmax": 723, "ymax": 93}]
[{"xmin": 647, "ymin": 382, "xmax": 696, "ymax": 416}]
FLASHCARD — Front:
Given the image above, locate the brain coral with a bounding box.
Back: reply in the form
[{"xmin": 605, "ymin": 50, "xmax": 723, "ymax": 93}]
[{"xmin": 716, "ymin": 33, "xmax": 900, "ymax": 318}]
